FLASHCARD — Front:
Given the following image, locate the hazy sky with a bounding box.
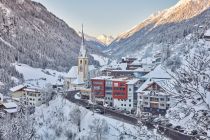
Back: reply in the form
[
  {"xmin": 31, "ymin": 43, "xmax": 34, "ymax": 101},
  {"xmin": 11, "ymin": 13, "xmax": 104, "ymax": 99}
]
[{"xmin": 33, "ymin": 0, "xmax": 178, "ymax": 37}]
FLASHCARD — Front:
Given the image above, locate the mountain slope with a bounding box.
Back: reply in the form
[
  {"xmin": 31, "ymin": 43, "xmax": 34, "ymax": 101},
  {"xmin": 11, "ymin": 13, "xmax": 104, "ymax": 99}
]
[
  {"xmin": 108, "ymin": 0, "xmax": 210, "ymax": 58},
  {"xmin": 0, "ymin": 0, "xmax": 101, "ymax": 87}
]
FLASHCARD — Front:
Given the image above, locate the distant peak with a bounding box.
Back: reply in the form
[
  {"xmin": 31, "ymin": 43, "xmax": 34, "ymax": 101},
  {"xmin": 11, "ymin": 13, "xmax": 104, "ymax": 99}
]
[{"xmin": 97, "ymin": 35, "xmax": 114, "ymax": 45}]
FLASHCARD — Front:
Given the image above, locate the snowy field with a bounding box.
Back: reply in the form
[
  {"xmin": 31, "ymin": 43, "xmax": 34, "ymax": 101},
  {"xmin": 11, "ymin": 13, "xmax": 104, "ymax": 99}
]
[
  {"xmin": 34, "ymin": 95, "xmax": 168, "ymax": 140},
  {"xmin": 14, "ymin": 63, "xmax": 66, "ymax": 88}
]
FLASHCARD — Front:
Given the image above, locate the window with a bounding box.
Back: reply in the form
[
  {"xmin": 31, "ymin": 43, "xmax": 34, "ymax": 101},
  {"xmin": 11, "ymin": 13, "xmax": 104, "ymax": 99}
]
[
  {"xmin": 129, "ymin": 104, "xmax": 131, "ymax": 107},
  {"xmin": 129, "ymin": 99, "xmax": 131, "ymax": 102},
  {"xmin": 29, "ymin": 98, "xmax": 32, "ymax": 101},
  {"xmin": 129, "ymin": 88, "xmax": 131, "ymax": 91},
  {"xmin": 160, "ymin": 104, "xmax": 165, "ymax": 107},
  {"xmin": 160, "ymin": 98, "xmax": 165, "ymax": 101},
  {"xmin": 80, "ymin": 60, "xmax": 82, "ymax": 64},
  {"xmin": 124, "ymin": 104, "xmax": 126, "ymax": 106},
  {"xmin": 38, "ymin": 98, "xmax": 41, "ymax": 101},
  {"xmin": 167, "ymin": 98, "xmax": 170, "ymax": 101},
  {"xmin": 121, "ymin": 104, "xmax": 123, "ymax": 106},
  {"xmin": 144, "ymin": 102, "xmax": 148, "ymax": 105},
  {"xmin": 144, "ymin": 97, "xmax": 148, "ymax": 100}
]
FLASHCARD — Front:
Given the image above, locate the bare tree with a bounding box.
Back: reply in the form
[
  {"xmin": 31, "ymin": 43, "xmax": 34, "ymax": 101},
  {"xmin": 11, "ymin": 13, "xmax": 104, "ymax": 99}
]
[
  {"xmin": 69, "ymin": 107, "xmax": 82, "ymax": 132},
  {"xmin": 88, "ymin": 118, "xmax": 109, "ymax": 140}
]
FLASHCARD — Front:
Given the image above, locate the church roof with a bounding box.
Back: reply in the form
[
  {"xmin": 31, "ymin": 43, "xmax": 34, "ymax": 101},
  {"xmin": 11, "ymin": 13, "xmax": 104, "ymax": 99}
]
[
  {"xmin": 66, "ymin": 66, "xmax": 78, "ymax": 79},
  {"xmin": 72, "ymin": 77, "xmax": 85, "ymax": 85},
  {"xmin": 66, "ymin": 65, "xmax": 96, "ymax": 78},
  {"xmin": 79, "ymin": 25, "xmax": 87, "ymax": 58}
]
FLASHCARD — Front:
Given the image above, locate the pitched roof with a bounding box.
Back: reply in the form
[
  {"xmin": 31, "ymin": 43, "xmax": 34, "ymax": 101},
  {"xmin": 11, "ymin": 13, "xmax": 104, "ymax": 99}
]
[
  {"xmin": 66, "ymin": 66, "xmax": 78, "ymax": 78},
  {"xmin": 72, "ymin": 77, "xmax": 85, "ymax": 85},
  {"xmin": 66, "ymin": 65, "xmax": 96, "ymax": 78},
  {"xmin": 137, "ymin": 78, "xmax": 174, "ymax": 93},
  {"xmin": 10, "ymin": 85, "xmax": 26, "ymax": 92},
  {"xmin": 3, "ymin": 102, "xmax": 17, "ymax": 109},
  {"xmin": 142, "ymin": 65, "xmax": 171, "ymax": 79}
]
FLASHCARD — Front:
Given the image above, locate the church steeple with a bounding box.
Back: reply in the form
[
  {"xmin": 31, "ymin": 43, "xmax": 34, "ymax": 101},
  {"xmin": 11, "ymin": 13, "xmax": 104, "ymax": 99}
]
[
  {"xmin": 78, "ymin": 24, "xmax": 89, "ymax": 83},
  {"xmin": 79, "ymin": 24, "xmax": 87, "ymax": 58}
]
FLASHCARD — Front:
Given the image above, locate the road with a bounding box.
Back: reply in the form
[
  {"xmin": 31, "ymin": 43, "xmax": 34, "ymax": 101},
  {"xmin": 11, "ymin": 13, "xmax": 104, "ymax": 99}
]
[{"xmin": 65, "ymin": 91, "xmax": 199, "ymax": 140}]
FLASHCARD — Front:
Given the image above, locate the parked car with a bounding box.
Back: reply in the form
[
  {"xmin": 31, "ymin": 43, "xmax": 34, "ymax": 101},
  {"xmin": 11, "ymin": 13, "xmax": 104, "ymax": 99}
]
[
  {"xmin": 86, "ymin": 105, "xmax": 91, "ymax": 109},
  {"xmin": 111, "ymin": 108, "xmax": 116, "ymax": 111},
  {"xmin": 179, "ymin": 129, "xmax": 185, "ymax": 133},
  {"xmin": 94, "ymin": 109, "xmax": 101, "ymax": 113},
  {"xmin": 190, "ymin": 130, "xmax": 198, "ymax": 135},
  {"xmin": 174, "ymin": 126, "xmax": 182, "ymax": 131},
  {"xmin": 165, "ymin": 123, "xmax": 173, "ymax": 127}
]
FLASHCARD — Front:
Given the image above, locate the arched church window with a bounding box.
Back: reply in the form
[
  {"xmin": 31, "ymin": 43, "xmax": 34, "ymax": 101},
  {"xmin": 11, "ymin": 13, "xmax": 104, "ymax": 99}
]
[{"xmin": 80, "ymin": 60, "xmax": 82, "ymax": 64}]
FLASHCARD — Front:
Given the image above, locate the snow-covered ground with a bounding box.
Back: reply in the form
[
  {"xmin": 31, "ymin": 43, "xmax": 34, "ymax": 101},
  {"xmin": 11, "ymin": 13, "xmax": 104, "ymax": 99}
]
[
  {"xmin": 34, "ymin": 95, "xmax": 168, "ymax": 140},
  {"xmin": 14, "ymin": 63, "xmax": 66, "ymax": 88},
  {"xmin": 90, "ymin": 54, "xmax": 109, "ymax": 66}
]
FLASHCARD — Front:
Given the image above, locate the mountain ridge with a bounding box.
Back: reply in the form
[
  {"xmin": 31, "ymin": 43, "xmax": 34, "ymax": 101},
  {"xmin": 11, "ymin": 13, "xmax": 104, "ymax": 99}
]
[{"xmin": 107, "ymin": 0, "xmax": 210, "ymax": 58}]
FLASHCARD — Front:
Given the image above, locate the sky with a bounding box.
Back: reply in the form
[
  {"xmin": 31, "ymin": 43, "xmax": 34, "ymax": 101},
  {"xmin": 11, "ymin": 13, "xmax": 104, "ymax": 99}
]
[{"xmin": 33, "ymin": 0, "xmax": 178, "ymax": 37}]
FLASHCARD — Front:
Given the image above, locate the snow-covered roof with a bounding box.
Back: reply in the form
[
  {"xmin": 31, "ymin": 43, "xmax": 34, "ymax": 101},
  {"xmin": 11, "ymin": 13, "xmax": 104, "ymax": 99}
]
[
  {"xmin": 126, "ymin": 79, "xmax": 139, "ymax": 85},
  {"xmin": 131, "ymin": 59, "xmax": 141, "ymax": 65},
  {"xmin": 91, "ymin": 76, "xmax": 113, "ymax": 80},
  {"xmin": 204, "ymin": 29, "xmax": 210, "ymax": 37},
  {"xmin": 66, "ymin": 65, "xmax": 96, "ymax": 78},
  {"xmin": 24, "ymin": 88, "xmax": 40, "ymax": 92},
  {"xmin": 89, "ymin": 65, "xmax": 96, "ymax": 71},
  {"xmin": 134, "ymin": 67, "xmax": 152, "ymax": 72},
  {"xmin": 66, "ymin": 66, "xmax": 78, "ymax": 78},
  {"xmin": 3, "ymin": 102, "xmax": 17, "ymax": 109},
  {"xmin": 112, "ymin": 77, "xmax": 129, "ymax": 82},
  {"xmin": 72, "ymin": 77, "xmax": 85, "ymax": 85},
  {"xmin": 10, "ymin": 85, "xmax": 26, "ymax": 92},
  {"xmin": 137, "ymin": 78, "xmax": 174, "ymax": 94},
  {"xmin": 142, "ymin": 65, "xmax": 171, "ymax": 79},
  {"xmin": 4, "ymin": 108, "xmax": 18, "ymax": 113}
]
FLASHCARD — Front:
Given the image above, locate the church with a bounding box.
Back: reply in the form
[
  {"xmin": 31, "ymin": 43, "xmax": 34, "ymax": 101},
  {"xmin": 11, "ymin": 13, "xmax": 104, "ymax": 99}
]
[{"xmin": 64, "ymin": 26, "xmax": 97, "ymax": 90}]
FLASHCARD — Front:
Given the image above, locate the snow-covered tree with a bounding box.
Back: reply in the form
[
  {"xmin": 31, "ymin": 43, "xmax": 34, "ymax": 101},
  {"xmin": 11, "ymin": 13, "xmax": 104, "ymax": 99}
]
[
  {"xmin": 166, "ymin": 44, "xmax": 210, "ymax": 135},
  {"xmin": 88, "ymin": 118, "xmax": 109, "ymax": 140}
]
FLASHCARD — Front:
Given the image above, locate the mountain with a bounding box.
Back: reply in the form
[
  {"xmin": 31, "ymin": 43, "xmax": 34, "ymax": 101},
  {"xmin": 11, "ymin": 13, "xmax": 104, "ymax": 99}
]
[
  {"xmin": 78, "ymin": 31, "xmax": 106, "ymax": 50},
  {"xmin": 107, "ymin": 0, "xmax": 210, "ymax": 58},
  {"xmin": 97, "ymin": 35, "xmax": 114, "ymax": 45},
  {"xmin": 0, "ymin": 0, "xmax": 101, "ymax": 87}
]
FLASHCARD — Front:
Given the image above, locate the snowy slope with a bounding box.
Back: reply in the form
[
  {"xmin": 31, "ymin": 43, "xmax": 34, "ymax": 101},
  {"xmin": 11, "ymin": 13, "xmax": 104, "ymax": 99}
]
[
  {"xmin": 90, "ymin": 54, "xmax": 109, "ymax": 66},
  {"xmin": 14, "ymin": 63, "xmax": 66, "ymax": 88},
  {"xmin": 34, "ymin": 95, "xmax": 168, "ymax": 140}
]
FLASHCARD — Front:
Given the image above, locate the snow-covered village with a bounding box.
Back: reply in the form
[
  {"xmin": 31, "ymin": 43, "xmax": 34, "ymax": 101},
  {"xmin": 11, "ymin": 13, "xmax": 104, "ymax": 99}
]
[{"xmin": 1, "ymin": 0, "xmax": 210, "ymax": 140}]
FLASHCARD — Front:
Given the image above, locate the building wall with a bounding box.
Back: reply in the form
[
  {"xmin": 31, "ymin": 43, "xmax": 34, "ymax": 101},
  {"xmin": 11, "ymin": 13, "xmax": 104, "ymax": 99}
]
[
  {"xmin": 91, "ymin": 79, "xmax": 105, "ymax": 97},
  {"xmin": 25, "ymin": 91, "xmax": 43, "ymax": 106},
  {"xmin": 105, "ymin": 79, "xmax": 113, "ymax": 106},
  {"xmin": 11, "ymin": 90, "xmax": 25, "ymax": 98},
  {"xmin": 112, "ymin": 81, "xmax": 127, "ymax": 99},
  {"xmin": 138, "ymin": 92, "xmax": 171, "ymax": 115},
  {"xmin": 113, "ymin": 83, "xmax": 139, "ymax": 112}
]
